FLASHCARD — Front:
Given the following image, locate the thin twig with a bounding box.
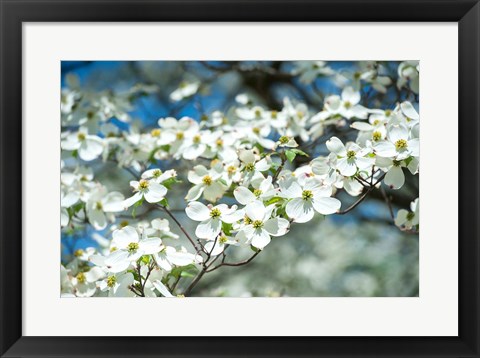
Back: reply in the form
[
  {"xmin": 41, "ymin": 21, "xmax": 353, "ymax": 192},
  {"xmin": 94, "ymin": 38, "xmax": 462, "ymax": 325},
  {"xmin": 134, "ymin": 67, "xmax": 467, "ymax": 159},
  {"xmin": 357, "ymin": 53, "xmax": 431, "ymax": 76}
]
[
  {"xmin": 206, "ymin": 250, "xmax": 261, "ymax": 273},
  {"xmin": 380, "ymin": 186, "xmax": 395, "ymax": 220},
  {"xmin": 337, "ymin": 173, "xmax": 386, "ymax": 215},
  {"xmin": 158, "ymin": 205, "xmax": 202, "ymax": 254},
  {"xmin": 183, "ymin": 267, "xmax": 208, "ymax": 297},
  {"xmin": 272, "ymin": 155, "xmax": 286, "ymax": 183}
]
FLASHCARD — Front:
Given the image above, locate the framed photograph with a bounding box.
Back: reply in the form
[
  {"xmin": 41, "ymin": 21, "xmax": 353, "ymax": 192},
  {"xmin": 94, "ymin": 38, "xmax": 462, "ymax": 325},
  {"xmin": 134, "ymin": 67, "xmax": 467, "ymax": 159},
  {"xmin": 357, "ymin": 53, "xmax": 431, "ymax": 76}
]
[{"xmin": 1, "ymin": 0, "xmax": 479, "ymax": 357}]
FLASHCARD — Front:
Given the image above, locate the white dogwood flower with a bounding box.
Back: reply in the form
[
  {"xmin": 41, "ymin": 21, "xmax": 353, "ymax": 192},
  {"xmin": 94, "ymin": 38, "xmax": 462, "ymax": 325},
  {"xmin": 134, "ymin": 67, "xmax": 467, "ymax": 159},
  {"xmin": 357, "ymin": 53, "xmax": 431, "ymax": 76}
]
[
  {"xmin": 61, "ymin": 127, "xmax": 104, "ymax": 161},
  {"xmin": 233, "ymin": 176, "xmax": 278, "ymax": 205},
  {"xmin": 236, "ymin": 201, "xmax": 289, "ymax": 249},
  {"xmin": 395, "ymin": 198, "xmax": 419, "ymax": 230},
  {"xmin": 85, "ymin": 187, "xmax": 124, "ymax": 230},
  {"xmin": 373, "ymin": 124, "xmax": 419, "ymax": 160},
  {"xmin": 281, "ymin": 178, "xmax": 341, "ymax": 223},
  {"xmin": 98, "ymin": 272, "xmax": 135, "ymax": 297},
  {"xmin": 326, "ymin": 137, "xmax": 374, "ymax": 177},
  {"xmin": 123, "ymin": 178, "xmax": 168, "ymax": 208},
  {"xmin": 185, "ymin": 164, "xmax": 227, "ymax": 202},
  {"xmin": 185, "ymin": 201, "xmax": 243, "ymax": 239}
]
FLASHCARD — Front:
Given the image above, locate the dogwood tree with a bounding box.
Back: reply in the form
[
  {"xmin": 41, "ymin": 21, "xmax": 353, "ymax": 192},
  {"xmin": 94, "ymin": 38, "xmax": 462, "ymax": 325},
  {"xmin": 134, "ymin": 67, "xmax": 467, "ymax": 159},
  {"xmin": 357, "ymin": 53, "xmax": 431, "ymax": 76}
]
[{"xmin": 60, "ymin": 61, "xmax": 419, "ymax": 297}]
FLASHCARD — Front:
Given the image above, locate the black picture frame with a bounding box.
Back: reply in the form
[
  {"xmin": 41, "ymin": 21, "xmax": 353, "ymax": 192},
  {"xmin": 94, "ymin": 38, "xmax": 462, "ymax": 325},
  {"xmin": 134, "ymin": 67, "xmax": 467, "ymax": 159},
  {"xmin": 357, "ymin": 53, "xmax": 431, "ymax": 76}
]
[{"xmin": 1, "ymin": 1, "xmax": 479, "ymax": 357}]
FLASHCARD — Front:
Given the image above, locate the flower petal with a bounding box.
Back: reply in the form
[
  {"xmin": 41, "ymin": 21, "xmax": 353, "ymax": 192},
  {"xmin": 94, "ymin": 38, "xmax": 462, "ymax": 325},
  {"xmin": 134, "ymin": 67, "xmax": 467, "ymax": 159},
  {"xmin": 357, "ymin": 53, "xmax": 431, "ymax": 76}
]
[
  {"xmin": 264, "ymin": 217, "xmax": 290, "ymax": 237},
  {"xmin": 286, "ymin": 198, "xmax": 314, "ymax": 223},
  {"xmin": 312, "ymin": 197, "xmax": 341, "ymax": 215},
  {"xmin": 153, "ymin": 280, "xmax": 174, "ymax": 297},
  {"xmin": 112, "ymin": 226, "xmax": 139, "ymax": 248},
  {"xmin": 195, "ymin": 218, "xmax": 221, "ymax": 239},
  {"xmin": 326, "ymin": 137, "xmax": 346, "ymax": 156},
  {"xmin": 385, "ymin": 166, "xmax": 405, "ymax": 190},
  {"xmin": 251, "ymin": 229, "xmax": 271, "ymax": 250},
  {"xmin": 185, "ymin": 201, "xmax": 211, "ymax": 221},
  {"xmin": 245, "ymin": 201, "xmax": 266, "ymax": 222},
  {"xmin": 234, "ymin": 186, "xmax": 256, "ymax": 205},
  {"xmin": 144, "ymin": 183, "xmax": 167, "ymax": 203}
]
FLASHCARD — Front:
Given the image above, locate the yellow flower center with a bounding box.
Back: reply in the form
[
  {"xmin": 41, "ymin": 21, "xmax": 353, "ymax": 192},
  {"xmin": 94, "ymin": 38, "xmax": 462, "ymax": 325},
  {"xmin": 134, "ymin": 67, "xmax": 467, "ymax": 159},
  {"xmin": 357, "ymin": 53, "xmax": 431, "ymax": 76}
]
[
  {"xmin": 77, "ymin": 133, "xmax": 86, "ymax": 141},
  {"xmin": 150, "ymin": 129, "xmax": 161, "ymax": 137},
  {"xmin": 210, "ymin": 208, "xmax": 222, "ymax": 219},
  {"xmin": 153, "ymin": 169, "xmax": 162, "ymax": 178},
  {"xmin": 127, "ymin": 242, "xmax": 139, "ymax": 253},
  {"xmin": 216, "ymin": 139, "xmax": 223, "ymax": 147},
  {"xmin": 253, "ymin": 189, "xmax": 263, "ymax": 198},
  {"xmin": 193, "ymin": 135, "xmax": 201, "ymax": 144},
  {"xmin": 227, "ymin": 165, "xmax": 237, "ymax": 174},
  {"xmin": 119, "ymin": 220, "xmax": 129, "ymax": 228},
  {"xmin": 395, "ymin": 139, "xmax": 408, "ymax": 150},
  {"xmin": 219, "ymin": 236, "xmax": 228, "ymax": 244},
  {"xmin": 176, "ymin": 131, "xmax": 184, "ymax": 140},
  {"xmin": 302, "ymin": 190, "xmax": 313, "ymax": 200},
  {"xmin": 244, "ymin": 215, "xmax": 252, "ymax": 225},
  {"xmin": 254, "ymin": 109, "xmax": 262, "ymax": 118},
  {"xmin": 252, "ymin": 220, "xmax": 264, "ymax": 229},
  {"xmin": 138, "ymin": 179, "xmax": 149, "ymax": 190},
  {"xmin": 107, "ymin": 275, "xmax": 117, "ymax": 288},
  {"xmin": 279, "ymin": 136, "xmax": 290, "ymax": 144},
  {"xmin": 344, "ymin": 101, "xmax": 352, "ymax": 109},
  {"xmin": 385, "ymin": 109, "xmax": 392, "ymax": 117},
  {"xmin": 347, "ymin": 150, "xmax": 356, "ymax": 159},
  {"xmin": 373, "ymin": 119, "xmax": 380, "ymax": 126},
  {"xmin": 76, "ymin": 272, "xmax": 86, "ymax": 284},
  {"xmin": 95, "ymin": 201, "xmax": 103, "ymax": 210},
  {"xmin": 252, "ymin": 127, "xmax": 261, "ymax": 135},
  {"xmin": 74, "ymin": 249, "xmax": 84, "ymax": 257},
  {"xmin": 392, "ymin": 160, "xmax": 402, "ymax": 167},
  {"xmin": 271, "ymin": 110, "xmax": 278, "ymax": 119},
  {"xmin": 244, "ymin": 163, "xmax": 255, "ymax": 172},
  {"xmin": 202, "ymin": 175, "xmax": 212, "ymax": 186},
  {"xmin": 372, "ymin": 131, "xmax": 382, "ymax": 141}
]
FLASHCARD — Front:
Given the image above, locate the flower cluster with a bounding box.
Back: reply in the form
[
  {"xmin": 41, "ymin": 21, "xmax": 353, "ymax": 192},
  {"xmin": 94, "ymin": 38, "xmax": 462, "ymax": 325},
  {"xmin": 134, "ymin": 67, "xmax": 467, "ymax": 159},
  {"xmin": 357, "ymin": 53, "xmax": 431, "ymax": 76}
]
[{"xmin": 61, "ymin": 61, "xmax": 419, "ymax": 297}]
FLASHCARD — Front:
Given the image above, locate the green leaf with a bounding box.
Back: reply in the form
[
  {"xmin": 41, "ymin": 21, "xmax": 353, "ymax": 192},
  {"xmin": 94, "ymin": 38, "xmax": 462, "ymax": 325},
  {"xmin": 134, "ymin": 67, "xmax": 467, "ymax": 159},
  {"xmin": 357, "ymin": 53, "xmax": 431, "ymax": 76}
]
[
  {"xmin": 285, "ymin": 149, "xmax": 296, "ymax": 163},
  {"xmin": 217, "ymin": 178, "xmax": 228, "ymax": 187},
  {"xmin": 180, "ymin": 271, "xmax": 195, "ymax": 278},
  {"xmin": 250, "ymin": 245, "xmax": 260, "ymax": 253},
  {"xmin": 222, "ymin": 222, "xmax": 233, "ymax": 236},
  {"xmin": 270, "ymin": 162, "xmax": 281, "ymax": 170},
  {"xmin": 265, "ymin": 196, "xmax": 283, "ymax": 206},
  {"xmin": 170, "ymin": 264, "xmax": 198, "ymax": 279},
  {"xmin": 132, "ymin": 197, "xmax": 144, "ymax": 218},
  {"xmin": 158, "ymin": 198, "xmax": 169, "ymax": 208},
  {"xmin": 72, "ymin": 202, "xmax": 85, "ymax": 214},
  {"xmin": 162, "ymin": 177, "xmax": 181, "ymax": 189},
  {"xmin": 290, "ymin": 148, "xmax": 309, "ymax": 157},
  {"xmin": 71, "ymin": 150, "xmax": 78, "ymax": 158},
  {"xmin": 139, "ymin": 255, "xmax": 151, "ymax": 265}
]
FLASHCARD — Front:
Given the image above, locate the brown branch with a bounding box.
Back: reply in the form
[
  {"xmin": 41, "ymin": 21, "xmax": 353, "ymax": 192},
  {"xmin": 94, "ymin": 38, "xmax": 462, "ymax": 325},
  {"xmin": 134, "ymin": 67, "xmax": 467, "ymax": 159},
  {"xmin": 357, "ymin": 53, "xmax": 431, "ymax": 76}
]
[
  {"xmin": 272, "ymin": 154, "xmax": 287, "ymax": 183},
  {"xmin": 380, "ymin": 186, "xmax": 395, "ymax": 220},
  {"xmin": 337, "ymin": 172, "xmax": 386, "ymax": 215},
  {"xmin": 205, "ymin": 250, "xmax": 261, "ymax": 273},
  {"xmin": 158, "ymin": 205, "xmax": 202, "ymax": 254}
]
